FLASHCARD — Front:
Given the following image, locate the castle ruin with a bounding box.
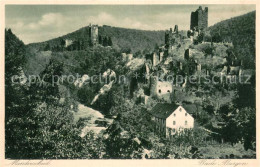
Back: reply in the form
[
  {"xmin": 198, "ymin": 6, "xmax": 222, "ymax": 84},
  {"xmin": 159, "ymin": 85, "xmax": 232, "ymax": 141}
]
[
  {"xmin": 165, "ymin": 25, "xmax": 179, "ymax": 50},
  {"xmin": 190, "ymin": 6, "xmax": 208, "ymax": 31},
  {"xmin": 89, "ymin": 24, "xmax": 99, "ymax": 46},
  {"xmin": 150, "ymin": 76, "xmax": 174, "ymax": 103}
]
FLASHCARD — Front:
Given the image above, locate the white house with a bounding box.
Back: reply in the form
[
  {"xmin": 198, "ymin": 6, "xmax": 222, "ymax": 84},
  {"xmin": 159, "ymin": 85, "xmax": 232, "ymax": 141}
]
[{"xmin": 150, "ymin": 103, "xmax": 194, "ymax": 137}]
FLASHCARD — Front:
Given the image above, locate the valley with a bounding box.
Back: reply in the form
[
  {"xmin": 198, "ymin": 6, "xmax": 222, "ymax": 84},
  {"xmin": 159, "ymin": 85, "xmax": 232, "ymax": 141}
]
[{"xmin": 5, "ymin": 6, "xmax": 256, "ymax": 159}]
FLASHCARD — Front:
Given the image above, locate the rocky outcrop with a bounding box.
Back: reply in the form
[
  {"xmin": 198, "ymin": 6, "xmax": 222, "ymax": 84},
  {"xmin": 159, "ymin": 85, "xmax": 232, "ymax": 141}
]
[{"xmin": 74, "ymin": 74, "xmax": 89, "ymax": 88}]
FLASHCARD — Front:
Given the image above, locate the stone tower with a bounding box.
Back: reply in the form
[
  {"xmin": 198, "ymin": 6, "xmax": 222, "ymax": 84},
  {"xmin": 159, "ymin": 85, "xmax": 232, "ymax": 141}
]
[
  {"xmin": 190, "ymin": 6, "xmax": 208, "ymax": 31},
  {"xmin": 165, "ymin": 28, "xmax": 172, "ymax": 48},
  {"xmin": 174, "ymin": 25, "xmax": 178, "ymax": 34},
  {"xmin": 89, "ymin": 24, "xmax": 99, "ymax": 45}
]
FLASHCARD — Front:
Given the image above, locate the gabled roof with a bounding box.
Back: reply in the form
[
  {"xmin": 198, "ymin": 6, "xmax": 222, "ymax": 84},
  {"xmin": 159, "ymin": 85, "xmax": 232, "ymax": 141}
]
[{"xmin": 150, "ymin": 103, "xmax": 179, "ymax": 119}]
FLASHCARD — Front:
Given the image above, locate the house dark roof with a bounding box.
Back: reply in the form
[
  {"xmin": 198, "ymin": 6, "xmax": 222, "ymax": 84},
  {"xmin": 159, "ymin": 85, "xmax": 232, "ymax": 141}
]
[{"xmin": 150, "ymin": 103, "xmax": 179, "ymax": 119}]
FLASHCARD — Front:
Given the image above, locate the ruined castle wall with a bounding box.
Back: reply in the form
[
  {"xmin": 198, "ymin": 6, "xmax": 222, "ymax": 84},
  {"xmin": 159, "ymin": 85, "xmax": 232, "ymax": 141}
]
[
  {"xmin": 150, "ymin": 76, "xmax": 158, "ymax": 97},
  {"xmin": 153, "ymin": 52, "xmax": 159, "ymax": 66},
  {"xmin": 157, "ymin": 81, "xmax": 173, "ymax": 95},
  {"xmin": 184, "ymin": 49, "xmax": 195, "ymax": 60},
  {"xmin": 165, "ymin": 25, "xmax": 179, "ymax": 50},
  {"xmin": 190, "ymin": 12, "xmax": 198, "ymax": 30},
  {"xmin": 150, "ymin": 77, "xmax": 173, "ymax": 102},
  {"xmin": 198, "ymin": 7, "xmax": 208, "ymax": 30},
  {"xmin": 159, "ymin": 52, "xmax": 164, "ymax": 62},
  {"xmin": 197, "ymin": 64, "xmax": 202, "ymax": 72}
]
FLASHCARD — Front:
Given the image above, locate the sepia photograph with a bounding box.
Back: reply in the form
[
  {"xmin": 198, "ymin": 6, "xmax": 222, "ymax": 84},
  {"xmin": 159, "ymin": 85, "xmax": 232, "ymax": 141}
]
[{"xmin": 1, "ymin": 1, "xmax": 259, "ymax": 166}]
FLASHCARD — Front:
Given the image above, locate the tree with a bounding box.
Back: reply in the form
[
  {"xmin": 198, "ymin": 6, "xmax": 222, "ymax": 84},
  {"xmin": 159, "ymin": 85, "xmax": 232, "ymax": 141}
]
[
  {"xmin": 103, "ymin": 36, "xmax": 108, "ymax": 47},
  {"xmin": 203, "ymin": 104, "xmax": 215, "ymax": 115},
  {"xmin": 211, "ymin": 32, "xmax": 222, "ymax": 43},
  {"xmin": 5, "ymin": 29, "xmax": 25, "ymax": 86},
  {"xmin": 98, "ymin": 35, "xmax": 103, "ymax": 45},
  {"xmin": 108, "ymin": 37, "xmax": 113, "ymax": 46},
  {"xmin": 121, "ymin": 48, "xmax": 132, "ymax": 54},
  {"xmin": 154, "ymin": 43, "xmax": 159, "ymax": 51},
  {"xmin": 5, "ymin": 31, "xmax": 106, "ymax": 158},
  {"xmin": 234, "ymin": 75, "xmax": 255, "ymax": 109},
  {"xmin": 5, "ymin": 29, "xmax": 31, "ymax": 158},
  {"xmin": 104, "ymin": 120, "xmax": 143, "ymax": 159},
  {"xmin": 38, "ymin": 59, "xmax": 64, "ymax": 104},
  {"xmin": 44, "ymin": 43, "xmax": 51, "ymax": 51},
  {"xmin": 104, "ymin": 100, "xmax": 155, "ymax": 158},
  {"xmin": 60, "ymin": 39, "xmax": 66, "ymax": 51},
  {"xmin": 218, "ymin": 102, "xmax": 256, "ymax": 151}
]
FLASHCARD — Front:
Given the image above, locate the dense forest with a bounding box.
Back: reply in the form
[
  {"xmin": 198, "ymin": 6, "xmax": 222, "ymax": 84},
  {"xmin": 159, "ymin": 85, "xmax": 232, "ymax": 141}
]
[{"xmin": 208, "ymin": 11, "xmax": 255, "ymax": 69}]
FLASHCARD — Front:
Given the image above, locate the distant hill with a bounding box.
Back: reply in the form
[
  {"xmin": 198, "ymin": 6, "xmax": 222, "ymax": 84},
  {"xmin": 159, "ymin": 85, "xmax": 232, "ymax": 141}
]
[
  {"xmin": 26, "ymin": 11, "xmax": 255, "ymax": 67},
  {"xmin": 27, "ymin": 25, "xmax": 166, "ymax": 53},
  {"xmin": 208, "ymin": 11, "xmax": 255, "ymax": 69},
  {"xmin": 99, "ymin": 25, "xmax": 166, "ymax": 53}
]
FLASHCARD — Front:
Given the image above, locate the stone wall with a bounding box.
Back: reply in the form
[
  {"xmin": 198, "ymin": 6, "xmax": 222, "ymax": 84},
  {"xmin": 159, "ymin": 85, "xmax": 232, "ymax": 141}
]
[
  {"xmin": 153, "ymin": 52, "xmax": 160, "ymax": 66},
  {"xmin": 150, "ymin": 76, "xmax": 173, "ymax": 102}
]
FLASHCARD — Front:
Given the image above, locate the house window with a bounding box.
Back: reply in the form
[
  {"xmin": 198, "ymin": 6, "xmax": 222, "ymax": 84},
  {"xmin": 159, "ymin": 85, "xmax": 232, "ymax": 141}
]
[
  {"xmin": 173, "ymin": 121, "xmax": 176, "ymax": 125},
  {"xmin": 158, "ymin": 89, "xmax": 161, "ymax": 93},
  {"xmin": 173, "ymin": 128, "xmax": 175, "ymax": 133},
  {"xmin": 185, "ymin": 121, "xmax": 188, "ymax": 125},
  {"xmin": 173, "ymin": 113, "xmax": 176, "ymax": 117},
  {"xmin": 179, "ymin": 108, "xmax": 182, "ymax": 112},
  {"xmin": 185, "ymin": 113, "xmax": 187, "ymax": 116},
  {"xmin": 167, "ymin": 90, "xmax": 170, "ymax": 93}
]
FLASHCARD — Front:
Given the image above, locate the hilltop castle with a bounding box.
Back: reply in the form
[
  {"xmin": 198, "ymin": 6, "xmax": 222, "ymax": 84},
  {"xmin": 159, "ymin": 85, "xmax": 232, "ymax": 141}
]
[
  {"xmin": 89, "ymin": 24, "xmax": 99, "ymax": 45},
  {"xmin": 190, "ymin": 6, "xmax": 208, "ymax": 31},
  {"xmin": 88, "ymin": 24, "xmax": 113, "ymax": 47}
]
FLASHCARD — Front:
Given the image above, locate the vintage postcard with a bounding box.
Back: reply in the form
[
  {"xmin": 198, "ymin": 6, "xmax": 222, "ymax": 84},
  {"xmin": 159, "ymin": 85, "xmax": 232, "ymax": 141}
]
[{"xmin": 0, "ymin": 0, "xmax": 259, "ymax": 167}]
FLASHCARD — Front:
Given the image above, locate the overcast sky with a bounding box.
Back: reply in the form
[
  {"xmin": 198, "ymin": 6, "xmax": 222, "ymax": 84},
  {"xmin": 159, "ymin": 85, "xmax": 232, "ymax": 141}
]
[{"xmin": 5, "ymin": 5, "xmax": 255, "ymax": 44}]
